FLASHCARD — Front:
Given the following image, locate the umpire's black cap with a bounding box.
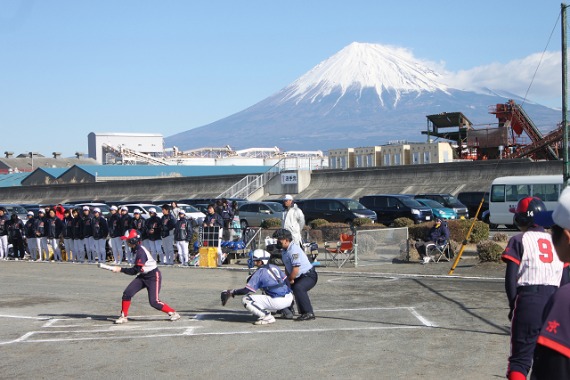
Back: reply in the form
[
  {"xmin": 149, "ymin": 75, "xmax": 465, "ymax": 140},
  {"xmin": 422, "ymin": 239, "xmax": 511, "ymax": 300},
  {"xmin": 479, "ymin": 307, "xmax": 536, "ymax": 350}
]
[{"xmin": 272, "ymin": 228, "xmax": 293, "ymax": 241}]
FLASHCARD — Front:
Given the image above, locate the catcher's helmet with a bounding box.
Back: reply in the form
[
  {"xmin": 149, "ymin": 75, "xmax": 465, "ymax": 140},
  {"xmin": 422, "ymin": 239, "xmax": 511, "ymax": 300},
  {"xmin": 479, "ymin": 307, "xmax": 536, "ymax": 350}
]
[
  {"xmin": 121, "ymin": 229, "xmax": 142, "ymax": 245},
  {"xmin": 252, "ymin": 249, "xmax": 271, "ymax": 264},
  {"xmin": 512, "ymin": 197, "xmax": 547, "ymax": 229},
  {"xmin": 272, "ymin": 228, "xmax": 293, "ymax": 241}
]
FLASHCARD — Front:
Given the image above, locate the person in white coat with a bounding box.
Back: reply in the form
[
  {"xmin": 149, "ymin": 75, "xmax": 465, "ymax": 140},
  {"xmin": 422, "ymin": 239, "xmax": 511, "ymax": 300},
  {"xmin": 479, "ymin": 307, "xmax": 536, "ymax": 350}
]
[{"xmin": 282, "ymin": 194, "xmax": 305, "ymax": 246}]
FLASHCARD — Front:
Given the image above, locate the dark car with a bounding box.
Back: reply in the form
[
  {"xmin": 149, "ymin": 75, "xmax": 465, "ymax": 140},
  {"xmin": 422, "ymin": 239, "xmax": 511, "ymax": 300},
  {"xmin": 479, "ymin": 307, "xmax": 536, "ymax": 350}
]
[
  {"xmin": 359, "ymin": 194, "xmax": 433, "ymax": 225},
  {"xmin": 457, "ymin": 191, "xmax": 489, "ymax": 220},
  {"xmin": 414, "ymin": 193, "xmax": 469, "ymax": 219},
  {"xmin": 296, "ymin": 198, "xmax": 376, "ymax": 224}
]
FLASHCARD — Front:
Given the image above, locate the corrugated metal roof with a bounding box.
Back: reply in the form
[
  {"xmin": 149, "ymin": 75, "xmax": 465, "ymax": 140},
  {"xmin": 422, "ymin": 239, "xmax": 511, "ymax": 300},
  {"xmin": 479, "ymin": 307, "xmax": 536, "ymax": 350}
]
[
  {"xmin": 37, "ymin": 168, "xmax": 68, "ymax": 177},
  {"xmin": 0, "ymin": 172, "xmax": 30, "ymax": 187},
  {"xmin": 72, "ymin": 165, "xmax": 273, "ymax": 178}
]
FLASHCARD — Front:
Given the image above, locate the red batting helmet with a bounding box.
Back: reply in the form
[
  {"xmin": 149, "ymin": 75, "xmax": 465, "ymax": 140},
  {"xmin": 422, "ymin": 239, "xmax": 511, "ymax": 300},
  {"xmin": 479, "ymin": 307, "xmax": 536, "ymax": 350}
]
[
  {"xmin": 121, "ymin": 229, "xmax": 141, "ymax": 245},
  {"xmin": 512, "ymin": 197, "xmax": 547, "ymax": 229}
]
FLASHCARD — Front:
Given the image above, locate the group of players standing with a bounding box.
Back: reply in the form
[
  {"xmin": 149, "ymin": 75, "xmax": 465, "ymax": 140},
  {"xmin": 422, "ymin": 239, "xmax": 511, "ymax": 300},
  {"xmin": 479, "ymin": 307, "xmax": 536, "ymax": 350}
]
[{"xmin": 0, "ymin": 203, "xmax": 188, "ymax": 265}]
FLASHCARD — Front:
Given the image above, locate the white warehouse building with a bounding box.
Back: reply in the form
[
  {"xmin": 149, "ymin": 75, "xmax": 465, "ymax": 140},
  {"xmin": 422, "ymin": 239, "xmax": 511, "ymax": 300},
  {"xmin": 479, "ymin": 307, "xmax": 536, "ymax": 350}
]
[{"xmin": 88, "ymin": 132, "xmax": 164, "ymax": 164}]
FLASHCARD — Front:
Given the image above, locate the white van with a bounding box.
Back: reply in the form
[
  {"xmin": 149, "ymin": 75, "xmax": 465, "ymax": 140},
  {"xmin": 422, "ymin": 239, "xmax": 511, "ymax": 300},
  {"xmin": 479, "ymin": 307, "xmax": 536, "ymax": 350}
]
[{"xmin": 489, "ymin": 175, "xmax": 563, "ymax": 227}]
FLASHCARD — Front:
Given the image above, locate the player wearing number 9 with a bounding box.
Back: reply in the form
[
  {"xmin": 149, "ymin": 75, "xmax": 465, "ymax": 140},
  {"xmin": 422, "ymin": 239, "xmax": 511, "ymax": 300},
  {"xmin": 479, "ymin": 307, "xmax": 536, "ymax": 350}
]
[{"xmin": 501, "ymin": 197, "xmax": 570, "ymax": 380}]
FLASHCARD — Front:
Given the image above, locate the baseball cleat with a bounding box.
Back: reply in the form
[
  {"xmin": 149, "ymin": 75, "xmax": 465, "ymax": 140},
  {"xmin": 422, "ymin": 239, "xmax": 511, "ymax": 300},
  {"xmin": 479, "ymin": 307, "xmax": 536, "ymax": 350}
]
[
  {"xmin": 115, "ymin": 313, "xmax": 128, "ymax": 324},
  {"xmin": 295, "ymin": 313, "xmax": 316, "ymax": 321},
  {"xmin": 254, "ymin": 314, "xmax": 276, "ymax": 325},
  {"xmin": 169, "ymin": 312, "xmax": 181, "ymax": 321}
]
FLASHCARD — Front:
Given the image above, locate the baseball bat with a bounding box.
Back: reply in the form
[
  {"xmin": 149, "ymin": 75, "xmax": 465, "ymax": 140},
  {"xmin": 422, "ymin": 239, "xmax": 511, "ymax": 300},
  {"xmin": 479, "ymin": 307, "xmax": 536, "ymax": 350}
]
[{"xmin": 98, "ymin": 263, "xmax": 115, "ymax": 271}]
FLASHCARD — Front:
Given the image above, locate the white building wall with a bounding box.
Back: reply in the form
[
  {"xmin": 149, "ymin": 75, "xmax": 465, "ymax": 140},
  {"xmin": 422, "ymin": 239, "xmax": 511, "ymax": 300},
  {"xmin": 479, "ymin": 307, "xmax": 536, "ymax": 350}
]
[{"xmin": 88, "ymin": 132, "xmax": 164, "ymax": 164}]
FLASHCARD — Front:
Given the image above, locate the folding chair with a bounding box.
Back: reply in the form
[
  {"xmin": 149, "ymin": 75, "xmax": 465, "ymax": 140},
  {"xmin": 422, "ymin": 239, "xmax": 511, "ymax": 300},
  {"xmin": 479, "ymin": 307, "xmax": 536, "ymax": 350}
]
[
  {"xmin": 324, "ymin": 233, "xmax": 355, "ymax": 268},
  {"xmin": 426, "ymin": 240, "xmax": 454, "ymax": 263}
]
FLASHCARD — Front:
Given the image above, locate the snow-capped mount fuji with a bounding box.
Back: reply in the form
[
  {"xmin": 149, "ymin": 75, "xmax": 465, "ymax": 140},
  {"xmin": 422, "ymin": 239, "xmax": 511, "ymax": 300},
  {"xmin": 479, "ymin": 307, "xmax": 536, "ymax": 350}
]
[
  {"xmin": 166, "ymin": 42, "xmax": 560, "ymax": 152},
  {"xmin": 280, "ymin": 42, "xmax": 449, "ymax": 107}
]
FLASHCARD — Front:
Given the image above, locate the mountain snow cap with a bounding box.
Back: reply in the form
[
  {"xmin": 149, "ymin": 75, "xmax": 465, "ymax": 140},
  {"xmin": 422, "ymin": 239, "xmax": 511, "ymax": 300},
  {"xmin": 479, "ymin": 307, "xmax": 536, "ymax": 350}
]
[{"xmin": 281, "ymin": 42, "xmax": 449, "ymax": 106}]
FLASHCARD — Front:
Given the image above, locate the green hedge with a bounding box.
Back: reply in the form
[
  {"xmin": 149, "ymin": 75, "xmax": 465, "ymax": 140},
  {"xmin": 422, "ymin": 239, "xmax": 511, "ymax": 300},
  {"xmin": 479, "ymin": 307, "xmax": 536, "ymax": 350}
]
[
  {"xmin": 477, "ymin": 240, "xmax": 504, "ymax": 262},
  {"xmin": 261, "ymin": 217, "xmax": 282, "ymax": 228},
  {"xmin": 319, "ymin": 223, "xmax": 352, "ymax": 241},
  {"xmin": 408, "ymin": 219, "xmax": 489, "ymax": 243}
]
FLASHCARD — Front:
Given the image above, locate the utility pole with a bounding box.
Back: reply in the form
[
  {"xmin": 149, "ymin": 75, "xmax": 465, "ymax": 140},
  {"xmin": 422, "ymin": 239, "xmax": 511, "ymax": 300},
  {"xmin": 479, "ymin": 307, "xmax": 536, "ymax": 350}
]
[{"xmin": 560, "ymin": 3, "xmax": 570, "ymax": 188}]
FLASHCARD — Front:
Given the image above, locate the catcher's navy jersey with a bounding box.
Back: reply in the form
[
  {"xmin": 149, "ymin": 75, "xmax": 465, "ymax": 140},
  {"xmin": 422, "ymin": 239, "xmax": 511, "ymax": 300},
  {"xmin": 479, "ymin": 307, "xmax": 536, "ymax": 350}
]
[{"xmin": 246, "ymin": 264, "xmax": 290, "ymax": 297}]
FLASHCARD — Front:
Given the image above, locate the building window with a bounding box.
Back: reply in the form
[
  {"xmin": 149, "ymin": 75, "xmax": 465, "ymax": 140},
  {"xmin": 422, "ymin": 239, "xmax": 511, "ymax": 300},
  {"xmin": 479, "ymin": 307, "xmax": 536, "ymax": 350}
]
[
  {"xmin": 394, "ymin": 153, "xmax": 401, "ymax": 165},
  {"xmin": 340, "ymin": 156, "xmax": 346, "ymax": 169},
  {"xmin": 367, "ymin": 154, "xmax": 373, "ymax": 167},
  {"xmin": 412, "ymin": 152, "xmax": 420, "ymax": 165},
  {"xmin": 355, "ymin": 155, "xmax": 362, "ymax": 168},
  {"xmin": 423, "ymin": 152, "xmax": 431, "ymax": 164},
  {"xmin": 383, "ymin": 154, "xmax": 391, "ymax": 166},
  {"xmin": 330, "ymin": 157, "xmax": 336, "ymax": 169}
]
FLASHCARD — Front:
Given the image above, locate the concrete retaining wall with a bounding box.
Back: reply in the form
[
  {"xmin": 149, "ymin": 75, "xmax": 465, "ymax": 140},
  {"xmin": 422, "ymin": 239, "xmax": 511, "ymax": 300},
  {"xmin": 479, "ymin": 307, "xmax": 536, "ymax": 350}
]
[
  {"xmin": 298, "ymin": 159, "xmax": 562, "ymax": 199},
  {"xmin": 0, "ymin": 159, "xmax": 562, "ymax": 204}
]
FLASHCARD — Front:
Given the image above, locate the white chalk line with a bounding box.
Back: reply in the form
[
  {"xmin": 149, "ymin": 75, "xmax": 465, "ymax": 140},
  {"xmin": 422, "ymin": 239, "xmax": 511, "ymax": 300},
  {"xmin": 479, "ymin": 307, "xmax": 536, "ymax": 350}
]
[
  {"xmin": 408, "ymin": 307, "xmax": 437, "ymax": 327},
  {"xmin": 320, "ymin": 270, "xmax": 503, "ymax": 282},
  {"xmin": 0, "ymin": 307, "xmax": 435, "ymax": 345},
  {"xmin": 0, "ymin": 314, "xmax": 51, "ymax": 320},
  {"xmin": 10, "ymin": 325, "xmax": 423, "ymax": 344},
  {"xmin": 327, "ymin": 276, "xmax": 398, "ymax": 284}
]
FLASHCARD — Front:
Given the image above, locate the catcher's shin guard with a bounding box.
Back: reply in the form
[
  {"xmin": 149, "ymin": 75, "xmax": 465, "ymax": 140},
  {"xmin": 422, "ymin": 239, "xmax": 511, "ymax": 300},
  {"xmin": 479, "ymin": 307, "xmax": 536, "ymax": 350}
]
[{"xmin": 242, "ymin": 295, "xmax": 268, "ymax": 319}]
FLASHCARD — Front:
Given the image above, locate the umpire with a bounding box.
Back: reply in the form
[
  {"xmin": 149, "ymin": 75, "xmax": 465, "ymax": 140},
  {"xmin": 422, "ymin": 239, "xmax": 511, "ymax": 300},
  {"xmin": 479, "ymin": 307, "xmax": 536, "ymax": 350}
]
[{"xmin": 273, "ymin": 228, "xmax": 317, "ymax": 321}]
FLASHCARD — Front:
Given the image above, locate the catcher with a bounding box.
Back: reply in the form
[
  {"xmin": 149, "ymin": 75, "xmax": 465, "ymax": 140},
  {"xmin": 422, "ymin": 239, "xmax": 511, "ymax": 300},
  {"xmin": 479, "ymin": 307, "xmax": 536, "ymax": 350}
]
[{"xmin": 221, "ymin": 249, "xmax": 293, "ymax": 325}]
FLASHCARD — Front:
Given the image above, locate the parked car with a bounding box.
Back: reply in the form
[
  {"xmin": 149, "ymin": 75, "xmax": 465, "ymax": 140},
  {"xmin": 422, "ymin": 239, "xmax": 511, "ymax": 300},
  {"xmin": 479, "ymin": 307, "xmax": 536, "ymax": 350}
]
[
  {"xmin": 414, "ymin": 198, "xmax": 457, "ymax": 220},
  {"xmin": 74, "ymin": 203, "xmax": 112, "ymax": 215},
  {"xmin": 177, "ymin": 203, "xmax": 206, "ymax": 225},
  {"xmin": 192, "ymin": 203, "xmax": 210, "ymax": 214},
  {"xmin": 414, "ymin": 193, "xmax": 469, "ymax": 219},
  {"xmin": 296, "ymin": 198, "xmax": 376, "ymax": 224},
  {"xmin": 457, "ymin": 191, "xmax": 489, "ymax": 220},
  {"xmin": 178, "ymin": 198, "xmax": 247, "ymax": 206},
  {"xmin": 359, "ymin": 194, "xmax": 433, "ymax": 225},
  {"xmin": 0, "ymin": 203, "xmax": 29, "ymax": 221},
  {"xmin": 121, "ymin": 203, "xmax": 162, "ymax": 219},
  {"xmin": 238, "ymin": 201, "xmax": 285, "ymax": 229}
]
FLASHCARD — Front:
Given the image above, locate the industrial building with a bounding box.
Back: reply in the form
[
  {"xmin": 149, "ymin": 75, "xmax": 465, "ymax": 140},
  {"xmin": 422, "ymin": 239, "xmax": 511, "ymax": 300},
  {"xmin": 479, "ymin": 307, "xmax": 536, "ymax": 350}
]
[{"xmin": 328, "ymin": 142, "xmax": 454, "ymax": 170}]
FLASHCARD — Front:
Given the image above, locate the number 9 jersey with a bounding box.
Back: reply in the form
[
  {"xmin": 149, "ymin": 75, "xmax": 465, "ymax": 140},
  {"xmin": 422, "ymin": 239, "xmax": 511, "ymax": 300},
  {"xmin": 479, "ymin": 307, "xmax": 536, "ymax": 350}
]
[{"xmin": 502, "ymin": 228, "xmax": 567, "ymax": 287}]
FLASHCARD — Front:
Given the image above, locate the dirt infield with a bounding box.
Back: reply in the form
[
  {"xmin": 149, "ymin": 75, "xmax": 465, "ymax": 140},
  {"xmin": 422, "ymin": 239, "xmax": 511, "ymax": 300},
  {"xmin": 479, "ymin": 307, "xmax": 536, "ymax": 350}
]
[{"xmin": 0, "ymin": 259, "xmax": 509, "ymax": 379}]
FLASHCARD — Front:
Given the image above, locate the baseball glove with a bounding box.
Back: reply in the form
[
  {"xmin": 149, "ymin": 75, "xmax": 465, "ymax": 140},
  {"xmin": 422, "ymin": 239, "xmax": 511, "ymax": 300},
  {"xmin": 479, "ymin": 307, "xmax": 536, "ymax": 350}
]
[{"xmin": 220, "ymin": 290, "xmax": 233, "ymax": 306}]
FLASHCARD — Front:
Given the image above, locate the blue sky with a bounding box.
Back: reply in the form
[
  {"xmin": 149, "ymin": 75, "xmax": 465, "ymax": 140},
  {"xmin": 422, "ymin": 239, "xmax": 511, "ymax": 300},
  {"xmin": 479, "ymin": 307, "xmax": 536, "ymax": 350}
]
[{"xmin": 0, "ymin": 0, "xmax": 567, "ymax": 157}]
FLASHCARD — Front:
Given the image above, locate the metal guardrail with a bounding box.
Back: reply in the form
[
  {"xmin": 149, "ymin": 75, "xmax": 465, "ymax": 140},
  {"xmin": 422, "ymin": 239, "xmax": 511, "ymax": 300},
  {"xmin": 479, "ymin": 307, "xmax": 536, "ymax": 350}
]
[{"xmin": 217, "ymin": 159, "xmax": 283, "ymax": 199}]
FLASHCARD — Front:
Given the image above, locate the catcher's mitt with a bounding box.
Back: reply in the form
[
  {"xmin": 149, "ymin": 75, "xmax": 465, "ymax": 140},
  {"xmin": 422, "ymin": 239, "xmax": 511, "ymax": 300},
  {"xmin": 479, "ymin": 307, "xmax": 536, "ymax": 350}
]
[{"xmin": 220, "ymin": 290, "xmax": 233, "ymax": 306}]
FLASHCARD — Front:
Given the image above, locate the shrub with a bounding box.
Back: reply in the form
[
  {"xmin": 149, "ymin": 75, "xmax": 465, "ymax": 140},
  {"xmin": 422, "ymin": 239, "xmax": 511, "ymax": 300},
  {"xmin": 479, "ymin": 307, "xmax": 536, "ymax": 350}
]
[
  {"xmin": 492, "ymin": 232, "xmax": 509, "ymax": 242},
  {"xmin": 477, "ymin": 240, "xmax": 504, "ymax": 262},
  {"xmin": 307, "ymin": 229, "xmax": 322, "ymax": 243},
  {"xmin": 393, "ymin": 217, "xmax": 414, "ymax": 227},
  {"xmin": 260, "ymin": 218, "xmax": 282, "ymax": 228},
  {"xmin": 356, "ymin": 223, "xmax": 387, "ymax": 231},
  {"xmin": 447, "ymin": 219, "xmax": 489, "ymax": 244},
  {"xmin": 408, "ymin": 223, "xmax": 431, "ymax": 241},
  {"xmin": 319, "ymin": 223, "xmax": 351, "ymax": 241},
  {"xmin": 309, "ymin": 219, "xmax": 329, "ymax": 229},
  {"xmin": 352, "ymin": 217, "xmax": 373, "ymax": 226}
]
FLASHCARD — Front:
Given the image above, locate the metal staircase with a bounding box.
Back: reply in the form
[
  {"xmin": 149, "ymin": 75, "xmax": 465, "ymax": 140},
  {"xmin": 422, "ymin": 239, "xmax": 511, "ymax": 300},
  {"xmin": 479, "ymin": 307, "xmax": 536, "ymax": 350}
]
[{"xmin": 217, "ymin": 160, "xmax": 283, "ymax": 199}]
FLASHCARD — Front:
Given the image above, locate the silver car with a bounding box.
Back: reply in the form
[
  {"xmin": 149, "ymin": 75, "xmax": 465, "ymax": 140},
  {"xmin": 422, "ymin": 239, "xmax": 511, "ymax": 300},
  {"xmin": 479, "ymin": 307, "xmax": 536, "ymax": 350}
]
[{"xmin": 238, "ymin": 201, "xmax": 285, "ymax": 229}]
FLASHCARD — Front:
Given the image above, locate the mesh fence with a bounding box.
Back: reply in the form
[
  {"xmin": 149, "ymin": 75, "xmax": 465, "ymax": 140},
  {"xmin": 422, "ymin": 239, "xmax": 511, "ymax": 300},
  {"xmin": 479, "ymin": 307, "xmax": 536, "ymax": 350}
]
[{"xmin": 354, "ymin": 227, "xmax": 409, "ymax": 267}]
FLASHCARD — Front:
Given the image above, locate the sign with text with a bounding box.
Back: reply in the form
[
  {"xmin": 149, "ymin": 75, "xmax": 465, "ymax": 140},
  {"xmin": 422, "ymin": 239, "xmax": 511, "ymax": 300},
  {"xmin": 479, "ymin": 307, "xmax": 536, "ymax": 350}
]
[{"xmin": 281, "ymin": 173, "xmax": 298, "ymax": 185}]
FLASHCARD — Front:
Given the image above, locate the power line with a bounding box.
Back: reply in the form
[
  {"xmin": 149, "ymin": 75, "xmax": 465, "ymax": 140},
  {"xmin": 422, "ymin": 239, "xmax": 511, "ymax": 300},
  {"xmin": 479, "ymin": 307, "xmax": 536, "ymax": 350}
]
[{"xmin": 520, "ymin": 9, "xmax": 562, "ymax": 108}]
